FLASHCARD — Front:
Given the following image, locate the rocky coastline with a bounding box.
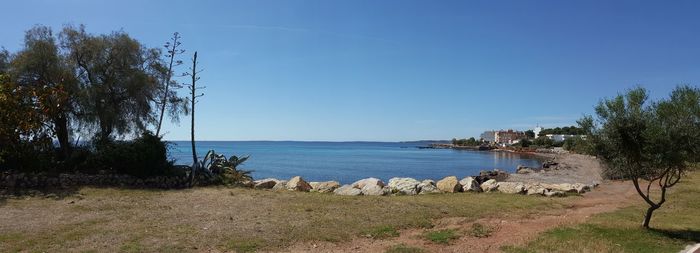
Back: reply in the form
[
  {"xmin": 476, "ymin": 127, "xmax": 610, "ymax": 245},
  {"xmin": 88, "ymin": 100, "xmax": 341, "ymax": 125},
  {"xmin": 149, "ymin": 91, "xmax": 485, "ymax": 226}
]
[{"xmin": 1, "ymin": 153, "xmax": 602, "ymax": 198}]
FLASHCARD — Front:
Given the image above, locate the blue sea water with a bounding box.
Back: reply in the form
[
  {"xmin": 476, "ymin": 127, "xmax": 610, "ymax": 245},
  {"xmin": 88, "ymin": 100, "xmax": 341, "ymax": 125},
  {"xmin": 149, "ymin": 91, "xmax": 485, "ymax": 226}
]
[{"xmin": 167, "ymin": 141, "xmax": 542, "ymax": 184}]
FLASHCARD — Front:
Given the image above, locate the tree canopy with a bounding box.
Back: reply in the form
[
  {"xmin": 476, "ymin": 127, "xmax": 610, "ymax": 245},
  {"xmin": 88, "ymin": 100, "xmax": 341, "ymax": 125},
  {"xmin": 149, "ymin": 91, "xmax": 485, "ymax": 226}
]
[{"xmin": 579, "ymin": 86, "xmax": 699, "ymax": 228}]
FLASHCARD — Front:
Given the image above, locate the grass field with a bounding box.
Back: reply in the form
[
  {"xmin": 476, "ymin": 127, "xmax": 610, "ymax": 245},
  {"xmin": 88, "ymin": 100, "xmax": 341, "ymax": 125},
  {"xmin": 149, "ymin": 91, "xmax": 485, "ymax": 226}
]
[
  {"xmin": 1, "ymin": 172, "xmax": 697, "ymax": 252},
  {"xmin": 0, "ymin": 185, "xmax": 571, "ymax": 252},
  {"xmin": 503, "ymin": 172, "xmax": 700, "ymax": 253}
]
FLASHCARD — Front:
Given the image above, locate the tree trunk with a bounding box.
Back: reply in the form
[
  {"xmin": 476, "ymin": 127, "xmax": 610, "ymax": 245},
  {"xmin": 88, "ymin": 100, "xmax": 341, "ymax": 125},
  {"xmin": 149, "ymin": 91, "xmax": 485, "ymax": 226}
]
[
  {"xmin": 190, "ymin": 51, "xmax": 198, "ymax": 165},
  {"xmin": 156, "ymin": 34, "xmax": 179, "ymax": 137},
  {"xmin": 642, "ymin": 205, "xmax": 658, "ymax": 228},
  {"xmin": 54, "ymin": 113, "xmax": 71, "ymax": 160}
]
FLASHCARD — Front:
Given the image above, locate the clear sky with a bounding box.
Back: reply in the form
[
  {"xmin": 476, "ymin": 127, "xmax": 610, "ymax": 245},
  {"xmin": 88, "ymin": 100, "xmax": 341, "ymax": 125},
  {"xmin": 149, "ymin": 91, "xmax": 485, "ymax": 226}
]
[{"xmin": 2, "ymin": 0, "xmax": 699, "ymax": 141}]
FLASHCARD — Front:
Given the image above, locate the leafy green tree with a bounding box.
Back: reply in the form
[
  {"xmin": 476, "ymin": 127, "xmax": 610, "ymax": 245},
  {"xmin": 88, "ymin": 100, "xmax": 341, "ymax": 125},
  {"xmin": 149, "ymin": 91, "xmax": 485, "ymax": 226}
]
[
  {"xmin": 524, "ymin": 130, "xmax": 535, "ymax": 139},
  {"xmin": 579, "ymin": 86, "xmax": 699, "ymax": 228},
  {"xmin": 11, "ymin": 26, "xmax": 78, "ymax": 159},
  {"xmin": 60, "ymin": 25, "xmax": 167, "ymax": 140},
  {"xmin": 533, "ymin": 136, "xmax": 554, "ymax": 147},
  {"xmin": 0, "ymin": 48, "xmax": 9, "ymax": 73},
  {"xmin": 0, "ymin": 73, "xmax": 53, "ymax": 169}
]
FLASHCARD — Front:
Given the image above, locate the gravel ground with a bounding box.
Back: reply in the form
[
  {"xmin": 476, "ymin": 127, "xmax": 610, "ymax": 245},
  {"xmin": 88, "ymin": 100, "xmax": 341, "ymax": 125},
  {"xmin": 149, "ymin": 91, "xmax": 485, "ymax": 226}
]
[{"xmin": 506, "ymin": 153, "xmax": 604, "ymax": 185}]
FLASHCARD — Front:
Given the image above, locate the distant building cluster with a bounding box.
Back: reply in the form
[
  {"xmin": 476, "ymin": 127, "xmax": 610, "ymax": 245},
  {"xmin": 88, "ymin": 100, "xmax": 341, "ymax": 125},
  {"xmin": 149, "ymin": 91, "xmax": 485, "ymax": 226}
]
[
  {"xmin": 478, "ymin": 125, "xmax": 584, "ymax": 146},
  {"xmin": 480, "ymin": 129, "xmax": 526, "ymax": 145}
]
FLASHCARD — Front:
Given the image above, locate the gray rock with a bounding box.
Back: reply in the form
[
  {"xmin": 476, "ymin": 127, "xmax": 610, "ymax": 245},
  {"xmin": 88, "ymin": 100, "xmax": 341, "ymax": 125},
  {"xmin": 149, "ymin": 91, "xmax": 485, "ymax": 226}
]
[
  {"xmin": 309, "ymin": 181, "xmax": 340, "ymax": 193},
  {"xmin": 480, "ymin": 179, "xmax": 499, "ymax": 192},
  {"xmin": 544, "ymin": 190, "xmax": 566, "ymax": 197},
  {"xmin": 459, "ymin": 177, "xmax": 481, "ymax": 192},
  {"xmin": 351, "ymin": 177, "xmax": 385, "ymax": 189},
  {"xmin": 253, "ymin": 178, "xmax": 279, "ymax": 189},
  {"xmin": 334, "ymin": 185, "xmax": 362, "ymax": 196},
  {"xmin": 497, "ymin": 182, "xmax": 525, "ymax": 194},
  {"xmin": 418, "ymin": 180, "xmax": 440, "ymax": 194},
  {"xmin": 388, "ymin": 177, "xmax": 421, "ymax": 195},
  {"xmin": 361, "ymin": 184, "xmax": 389, "ymax": 196},
  {"xmin": 272, "ymin": 180, "xmax": 288, "ymax": 191}
]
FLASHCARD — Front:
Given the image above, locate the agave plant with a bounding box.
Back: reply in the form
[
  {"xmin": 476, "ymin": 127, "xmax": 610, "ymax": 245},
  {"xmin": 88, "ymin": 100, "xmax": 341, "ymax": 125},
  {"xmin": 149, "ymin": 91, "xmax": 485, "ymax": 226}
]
[{"xmin": 190, "ymin": 150, "xmax": 252, "ymax": 186}]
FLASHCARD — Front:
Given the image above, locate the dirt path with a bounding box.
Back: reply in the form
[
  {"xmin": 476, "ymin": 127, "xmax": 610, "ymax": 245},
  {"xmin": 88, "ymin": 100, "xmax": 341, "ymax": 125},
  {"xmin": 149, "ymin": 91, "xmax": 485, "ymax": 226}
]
[{"xmin": 275, "ymin": 180, "xmax": 640, "ymax": 253}]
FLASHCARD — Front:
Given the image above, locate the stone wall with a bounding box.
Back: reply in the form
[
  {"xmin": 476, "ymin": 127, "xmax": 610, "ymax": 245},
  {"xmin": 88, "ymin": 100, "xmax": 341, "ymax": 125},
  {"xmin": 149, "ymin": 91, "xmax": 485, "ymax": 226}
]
[{"xmin": 0, "ymin": 171, "xmax": 211, "ymax": 189}]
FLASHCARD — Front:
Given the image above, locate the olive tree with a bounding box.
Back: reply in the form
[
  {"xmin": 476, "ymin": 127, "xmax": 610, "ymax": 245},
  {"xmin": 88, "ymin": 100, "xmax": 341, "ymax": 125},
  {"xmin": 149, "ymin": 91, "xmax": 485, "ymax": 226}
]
[
  {"xmin": 579, "ymin": 86, "xmax": 699, "ymax": 228},
  {"xmin": 11, "ymin": 26, "xmax": 78, "ymax": 159},
  {"xmin": 60, "ymin": 25, "xmax": 166, "ymax": 140}
]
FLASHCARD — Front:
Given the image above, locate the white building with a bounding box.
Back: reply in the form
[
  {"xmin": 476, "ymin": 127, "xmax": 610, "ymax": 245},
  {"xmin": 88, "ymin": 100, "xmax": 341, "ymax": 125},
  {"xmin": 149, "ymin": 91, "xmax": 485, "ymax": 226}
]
[
  {"xmin": 546, "ymin": 134, "xmax": 576, "ymax": 142},
  {"xmin": 533, "ymin": 126, "xmax": 543, "ymax": 138}
]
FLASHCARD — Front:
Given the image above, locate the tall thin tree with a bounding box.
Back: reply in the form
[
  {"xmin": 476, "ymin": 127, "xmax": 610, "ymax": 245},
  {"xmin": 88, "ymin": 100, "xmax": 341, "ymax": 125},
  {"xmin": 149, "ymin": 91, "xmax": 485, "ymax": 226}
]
[
  {"xmin": 155, "ymin": 32, "xmax": 185, "ymax": 136},
  {"xmin": 187, "ymin": 51, "xmax": 204, "ymax": 165}
]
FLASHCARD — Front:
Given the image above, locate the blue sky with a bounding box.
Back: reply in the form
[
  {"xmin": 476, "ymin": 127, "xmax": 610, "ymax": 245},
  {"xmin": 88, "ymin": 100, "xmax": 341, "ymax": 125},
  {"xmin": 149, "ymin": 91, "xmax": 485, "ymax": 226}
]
[{"xmin": 2, "ymin": 0, "xmax": 699, "ymax": 141}]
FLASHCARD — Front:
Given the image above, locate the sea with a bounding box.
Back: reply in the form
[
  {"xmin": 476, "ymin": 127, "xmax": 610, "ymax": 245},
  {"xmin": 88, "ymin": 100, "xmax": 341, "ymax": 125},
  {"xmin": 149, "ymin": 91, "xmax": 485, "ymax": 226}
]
[{"xmin": 167, "ymin": 141, "xmax": 542, "ymax": 184}]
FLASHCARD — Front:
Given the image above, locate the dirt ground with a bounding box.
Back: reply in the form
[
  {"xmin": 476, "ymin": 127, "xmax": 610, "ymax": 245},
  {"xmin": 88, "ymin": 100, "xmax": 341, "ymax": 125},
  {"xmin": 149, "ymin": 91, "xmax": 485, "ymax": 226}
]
[
  {"xmin": 0, "ymin": 154, "xmax": 641, "ymax": 253},
  {"xmin": 275, "ymin": 180, "xmax": 640, "ymax": 253},
  {"xmin": 507, "ymin": 153, "xmax": 604, "ymax": 185}
]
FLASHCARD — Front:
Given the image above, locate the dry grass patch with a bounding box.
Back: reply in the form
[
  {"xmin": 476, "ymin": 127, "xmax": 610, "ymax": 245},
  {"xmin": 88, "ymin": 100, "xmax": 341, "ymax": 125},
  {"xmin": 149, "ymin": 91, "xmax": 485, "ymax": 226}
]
[{"xmin": 0, "ymin": 186, "xmax": 573, "ymax": 252}]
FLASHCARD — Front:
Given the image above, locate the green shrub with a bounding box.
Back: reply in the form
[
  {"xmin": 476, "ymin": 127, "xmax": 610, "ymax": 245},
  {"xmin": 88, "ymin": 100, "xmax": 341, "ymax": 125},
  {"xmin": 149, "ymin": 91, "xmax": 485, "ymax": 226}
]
[
  {"xmin": 196, "ymin": 150, "xmax": 252, "ymax": 185},
  {"xmin": 86, "ymin": 132, "xmax": 174, "ymax": 178},
  {"xmin": 423, "ymin": 229, "xmax": 460, "ymax": 244}
]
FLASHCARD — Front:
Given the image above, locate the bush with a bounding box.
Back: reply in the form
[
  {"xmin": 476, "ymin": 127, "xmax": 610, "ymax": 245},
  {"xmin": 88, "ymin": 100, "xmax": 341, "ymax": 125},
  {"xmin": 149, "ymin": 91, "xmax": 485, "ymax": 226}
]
[
  {"xmin": 86, "ymin": 132, "xmax": 175, "ymax": 178},
  {"xmin": 196, "ymin": 150, "xmax": 252, "ymax": 185},
  {"xmin": 533, "ymin": 136, "xmax": 554, "ymax": 147}
]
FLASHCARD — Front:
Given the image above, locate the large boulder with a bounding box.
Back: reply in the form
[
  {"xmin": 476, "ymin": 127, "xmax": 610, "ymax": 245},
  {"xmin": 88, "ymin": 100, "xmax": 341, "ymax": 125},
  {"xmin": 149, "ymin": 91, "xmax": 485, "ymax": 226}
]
[
  {"xmin": 272, "ymin": 180, "xmax": 288, "ymax": 191},
  {"xmin": 541, "ymin": 183, "xmax": 586, "ymax": 193},
  {"xmin": 476, "ymin": 169, "xmax": 509, "ymax": 183},
  {"xmin": 572, "ymin": 183, "xmax": 591, "ymax": 194},
  {"xmin": 544, "ymin": 190, "xmax": 566, "ymax": 197},
  {"xmin": 286, "ymin": 176, "xmax": 312, "ymax": 192},
  {"xmin": 351, "ymin": 178, "xmax": 385, "ymax": 189},
  {"xmin": 480, "ymin": 179, "xmax": 499, "ymax": 192},
  {"xmin": 436, "ymin": 176, "xmax": 462, "ymax": 193},
  {"xmin": 361, "ymin": 184, "xmax": 389, "ymax": 196},
  {"xmin": 459, "ymin": 177, "xmax": 481, "ymax": 192},
  {"xmin": 388, "ymin": 177, "xmax": 421, "ymax": 195},
  {"xmin": 516, "ymin": 165, "xmax": 537, "ymax": 174},
  {"xmin": 253, "ymin": 178, "xmax": 279, "ymax": 189},
  {"xmin": 497, "ymin": 182, "xmax": 525, "ymax": 194},
  {"xmin": 310, "ymin": 181, "xmax": 340, "ymax": 193},
  {"xmin": 524, "ymin": 183, "xmax": 546, "ymax": 195},
  {"xmin": 418, "ymin": 180, "xmax": 440, "ymax": 194},
  {"xmin": 334, "ymin": 185, "xmax": 362, "ymax": 196}
]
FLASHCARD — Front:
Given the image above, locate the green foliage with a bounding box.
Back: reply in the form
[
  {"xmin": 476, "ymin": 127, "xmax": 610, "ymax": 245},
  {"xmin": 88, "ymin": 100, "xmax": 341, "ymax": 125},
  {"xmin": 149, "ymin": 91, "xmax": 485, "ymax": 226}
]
[
  {"xmin": 196, "ymin": 150, "xmax": 252, "ymax": 185},
  {"xmin": 423, "ymin": 229, "xmax": 460, "ymax": 244},
  {"xmin": 537, "ymin": 126, "xmax": 585, "ymax": 136},
  {"xmin": 514, "ymin": 138, "xmax": 532, "ymax": 148},
  {"xmin": 580, "ymin": 85, "xmax": 700, "ymax": 228},
  {"xmin": 61, "ymin": 25, "xmax": 170, "ymax": 140},
  {"xmin": 524, "ymin": 130, "xmax": 535, "ymax": 139},
  {"xmin": 452, "ymin": 137, "xmax": 482, "ymax": 146},
  {"xmin": 86, "ymin": 133, "xmax": 175, "ymax": 178},
  {"xmin": 562, "ymin": 136, "xmax": 591, "ymax": 154},
  {"xmin": 385, "ymin": 244, "xmax": 426, "ymax": 253},
  {"xmin": 533, "ymin": 136, "xmax": 555, "ymax": 147},
  {"xmin": 0, "ymin": 25, "xmax": 190, "ymax": 178},
  {"xmin": 364, "ymin": 225, "xmax": 400, "ymax": 239}
]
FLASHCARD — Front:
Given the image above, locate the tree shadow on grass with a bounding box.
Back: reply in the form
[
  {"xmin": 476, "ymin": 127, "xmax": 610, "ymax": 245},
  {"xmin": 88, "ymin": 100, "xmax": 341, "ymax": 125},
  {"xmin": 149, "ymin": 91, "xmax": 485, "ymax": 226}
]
[
  {"xmin": 0, "ymin": 187, "xmax": 81, "ymax": 207},
  {"xmin": 651, "ymin": 228, "xmax": 700, "ymax": 242}
]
